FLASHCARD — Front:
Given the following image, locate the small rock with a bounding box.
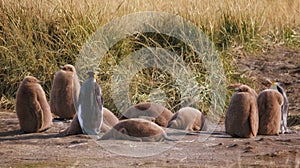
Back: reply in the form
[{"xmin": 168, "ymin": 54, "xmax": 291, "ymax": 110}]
[{"xmin": 227, "ymin": 143, "xmax": 238, "ymax": 148}]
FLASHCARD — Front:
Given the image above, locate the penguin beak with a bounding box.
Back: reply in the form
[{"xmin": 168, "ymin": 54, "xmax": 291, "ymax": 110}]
[
  {"xmin": 270, "ymin": 82, "xmax": 278, "ymax": 90},
  {"xmin": 271, "ymin": 82, "xmax": 277, "ymax": 87}
]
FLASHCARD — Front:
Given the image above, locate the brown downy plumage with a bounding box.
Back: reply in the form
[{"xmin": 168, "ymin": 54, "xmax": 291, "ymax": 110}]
[
  {"xmin": 50, "ymin": 64, "xmax": 80, "ymax": 119},
  {"xmin": 99, "ymin": 118, "xmax": 176, "ymax": 142},
  {"xmin": 257, "ymin": 89, "xmax": 283, "ymax": 135},
  {"xmin": 101, "ymin": 108, "xmax": 119, "ymax": 133},
  {"xmin": 16, "ymin": 76, "xmax": 52, "ymax": 133},
  {"xmin": 225, "ymin": 84, "xmax": 259, "ymax": 138},
  {"xmin": 167, "ymin": 107, "xmax": 207, "ymax": 132},
  {"xmin": 119, "ymin": 102, "xmax": 173, "ymax": 127}
]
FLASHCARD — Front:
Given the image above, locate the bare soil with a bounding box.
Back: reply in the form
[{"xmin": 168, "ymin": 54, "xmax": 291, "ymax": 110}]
[{"xmin": 0, "ymin": 47, "xmax": 299, "ymax": 167}]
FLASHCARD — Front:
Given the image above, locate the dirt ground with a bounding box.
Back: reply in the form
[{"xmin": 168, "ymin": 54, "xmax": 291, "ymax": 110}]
[{"xmin": 0, "ymin": 47, "xmax": 299, "ymax": 167}]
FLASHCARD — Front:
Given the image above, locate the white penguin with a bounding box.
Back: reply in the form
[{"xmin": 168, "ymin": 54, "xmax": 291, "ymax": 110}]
[{"xmin": 78, "ymin": 72, "xmax": 104, "ymax": 135}]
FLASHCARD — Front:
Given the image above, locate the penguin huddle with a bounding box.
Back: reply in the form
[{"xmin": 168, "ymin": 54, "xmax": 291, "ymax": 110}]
[
  {"xmin": 15, "ymin": 64, "xmax": 292, "ymax": 141},
  {"xmin": 225, "ymin": 82, "xmax": 292, "ymax": 138},
  {"xmin": 15, "ymin": 64, "xmax": 107, "ymax": 135},
  {"xmin": 14, "ymin": 64, "xmax": 207, "ymax": 141}
]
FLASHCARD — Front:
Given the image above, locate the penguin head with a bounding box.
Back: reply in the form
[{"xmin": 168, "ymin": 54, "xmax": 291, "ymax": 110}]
[
  {"xmin": 232, "ymin": 84, "xmax": 250, "ymax": 93},
  {"xmin": 86, "ymin": 71, "xmax": 99, "ymax": 79},
  {"xmin": 271, "ymin": 81, "xmax": 277, "ymax": 86},
  {"xmin": 270, "ymin": 81, "xmax": 279, "ymax": 91},
  {"xmin": 270, "ymin": 81, "xmax": 286, "ymax": 97},
  {"xmin": 61, "ymin": 64, "xmax": 75, "ymax": 72},
  {"xmin": 23, "ymin": 76, "xmax": 41, "ymax": 84}
]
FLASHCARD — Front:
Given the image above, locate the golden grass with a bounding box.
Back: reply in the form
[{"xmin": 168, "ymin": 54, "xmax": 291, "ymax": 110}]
[{"xmin": 0, "ymin": 0, "xmax": 299, "ymax": 116}]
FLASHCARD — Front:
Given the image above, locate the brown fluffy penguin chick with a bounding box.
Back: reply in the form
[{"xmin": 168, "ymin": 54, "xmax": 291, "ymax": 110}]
[
  {"xmin": 16, "ymin": 76, "xmax": 52, "ymax": 133},
  {"xmin": 225, "ymin": 84, "xmax": 259, "ymax": 138},
  {"xmin": 50, "ymin": 64, "xmax": 80, "ymax": 119},
  {"xmin": 60, "ymin": 108, "xmax": 119, "ymax": 135},
  {"xmin": 257, "ymin": 89, "xmax": 283, "ymax": 135},
  {"xmin": 99, "ymin": 118, "xmax": 176, "ymax": 142},
  {"xmin": 119, "ymin": 102, "xmax": 173, "ymax": 127},
  {"xmin": 101, "ymin": 108, "xmax": 119, "ymax": 133},
  {"xmin": 167, "ymin": 107, "xmax": 207, "ymax": 132}
]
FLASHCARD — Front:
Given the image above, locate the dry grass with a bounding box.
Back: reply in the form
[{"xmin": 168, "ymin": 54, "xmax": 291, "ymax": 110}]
[{"xmin": 0, "ymin": 0, "xmax": 299, "ymax": 117}]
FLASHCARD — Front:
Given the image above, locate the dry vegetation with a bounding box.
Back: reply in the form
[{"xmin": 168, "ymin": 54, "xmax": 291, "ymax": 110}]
[{"xmin": 0, "ymin": 0, "xmax": 300, "ymax": 116}]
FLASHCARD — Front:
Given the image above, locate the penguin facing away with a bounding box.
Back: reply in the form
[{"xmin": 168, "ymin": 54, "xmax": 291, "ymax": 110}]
[
  {"xmin": 50, "ymin": 64, "xmax": 80, "ymax": 119},
  {"xmin": 77, "ymin": 72, "xmax": 104, "ymax": 135},
  {"xmin": 257, "ymin": 89, "xmax": 283, "ymax": 135},
  {"xmin": 225, "ymin": 84, "xmax": 259, "ymax": 138},
  {"xmin": 16, "ymin": 76, "xmax": 52, "ymax": 133}
]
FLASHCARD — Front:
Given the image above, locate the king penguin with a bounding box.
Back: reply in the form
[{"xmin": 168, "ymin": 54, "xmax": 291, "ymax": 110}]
[
  {"xmin": 270, "ymin": 82, "xmax": 291, "ymax": 133},
  {"xmin": 77, "ymin": 72, "xmax": 104, "ymax": 135},
  {"xmin": 16, "ymin": 76, "xmax": 52, "ymax": 133},
  {"xmin": 50, "ymin": 64, "xmax": 80, "ymax": 119}
]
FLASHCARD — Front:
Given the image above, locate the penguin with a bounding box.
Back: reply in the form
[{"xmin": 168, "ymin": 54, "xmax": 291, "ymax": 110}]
[
  {"xmin": 16, "ymin": 76, "xmax": 52, "ymax": 133},
  {"xmin": 167, "ymin": 107, "xmax": 207, "ymax": 132},
  {"xmin": 77, "ymin": 72, "xmax": 104, "ymax": 135},
  {"xmin": 60, "ymin": 107, "xmax": 119, "ymax": 135},
  {"xmin": 119, "ymin": 102, "xmax": 173, "ymax": 127},
  {"xmin": 270, "ymin": 82, "xmax": 291, "ymax": 134},
  {"xmin": 99, "ymin": 118, "xmax": 177, "ymax": 142},
  {"xmin": 50, "ymin": 64, "xmax": 80, "ymax": 119},
  {"xmin": 225, "ymin": 84, "xmax": 259, "ymax": 138},
  {"xmin": 257, "ymin": 89, "xmax": 283, "ymax": 135}
]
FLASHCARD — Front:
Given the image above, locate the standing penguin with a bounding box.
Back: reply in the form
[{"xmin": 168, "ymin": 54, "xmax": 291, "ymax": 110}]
[
  {"xmin": 225, "ymin": 84, "xmax": 259, "ymax": 138},
  {"xmin": 16, "ymin": 76, "xmax": 52, "ymax": 133},
  {"xmin": 50, "ymin": 64, "xmax": 80, "ymax": 119},
  {"xmin": 60, "ymin": 107, "xmax": 118, "ymax": 135},
  {"xmin": 257, "ymin": 89, "xmax": 283, "ymax": 135},
  {"xmin": 78, "ymin": 72, "xmax": 104, "ymax": 135},
  {"xmin": 270, "ymin": 82, "xmax": 291, "ymax": 134}
]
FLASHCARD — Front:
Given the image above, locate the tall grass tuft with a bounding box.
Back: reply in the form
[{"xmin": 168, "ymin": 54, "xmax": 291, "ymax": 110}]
[{"xmin": 1, "ymin": 0, "xmax": 299, "ymax": 117}]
